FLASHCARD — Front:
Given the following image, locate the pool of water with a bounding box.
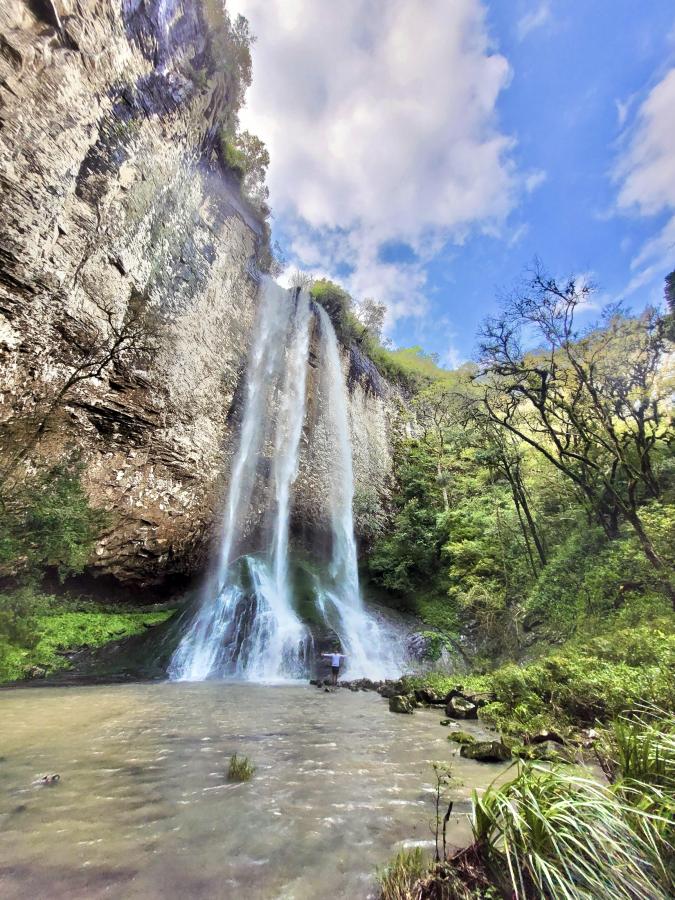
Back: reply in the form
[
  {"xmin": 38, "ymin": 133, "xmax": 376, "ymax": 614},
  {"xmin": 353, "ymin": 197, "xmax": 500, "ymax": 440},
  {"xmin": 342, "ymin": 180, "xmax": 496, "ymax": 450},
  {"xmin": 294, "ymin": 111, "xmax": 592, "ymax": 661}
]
[{"xmin": 0, "ymin": 682, "xmax": 510, "ymax": 899}]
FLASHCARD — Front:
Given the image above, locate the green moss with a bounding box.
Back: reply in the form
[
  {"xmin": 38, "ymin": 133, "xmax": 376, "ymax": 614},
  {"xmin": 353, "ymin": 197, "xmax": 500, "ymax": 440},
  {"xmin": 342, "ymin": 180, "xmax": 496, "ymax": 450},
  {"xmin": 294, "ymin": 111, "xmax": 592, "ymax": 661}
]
[
  {"xmin": 448, "ymin": 731, "xmax": 477, "ymax": 746},
  {"xmin": 0, "ymin": 597, "xmax": 173, "ymax": 683}
]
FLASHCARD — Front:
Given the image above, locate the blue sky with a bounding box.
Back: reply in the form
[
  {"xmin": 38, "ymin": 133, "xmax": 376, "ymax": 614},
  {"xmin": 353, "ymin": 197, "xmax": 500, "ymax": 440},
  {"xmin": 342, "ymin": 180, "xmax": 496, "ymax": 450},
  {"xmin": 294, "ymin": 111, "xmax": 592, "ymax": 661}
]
[{"xmin": 232, "ymin": 0, "xmax": 675, "ymax": 366}]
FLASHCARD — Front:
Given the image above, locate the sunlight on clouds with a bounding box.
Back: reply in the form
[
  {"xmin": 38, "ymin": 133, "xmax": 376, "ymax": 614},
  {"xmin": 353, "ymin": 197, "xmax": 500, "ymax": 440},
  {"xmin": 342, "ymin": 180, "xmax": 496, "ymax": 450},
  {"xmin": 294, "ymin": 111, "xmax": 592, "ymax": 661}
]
[
  {"xmin": 230, "ymin": 0, "xmax": 521, "ymax": 327},
  {"xmin": 615, "ymin": 67, "xmax": 675, "ymax": 295}
]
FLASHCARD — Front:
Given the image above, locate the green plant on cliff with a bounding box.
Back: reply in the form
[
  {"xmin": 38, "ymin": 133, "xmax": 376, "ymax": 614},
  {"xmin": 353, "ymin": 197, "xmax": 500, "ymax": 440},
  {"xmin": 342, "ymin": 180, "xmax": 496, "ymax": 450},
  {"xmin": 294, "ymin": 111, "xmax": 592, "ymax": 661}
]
[{"xmin": 0, "ymin": 463, "xmax": 107, "ymax": 582}]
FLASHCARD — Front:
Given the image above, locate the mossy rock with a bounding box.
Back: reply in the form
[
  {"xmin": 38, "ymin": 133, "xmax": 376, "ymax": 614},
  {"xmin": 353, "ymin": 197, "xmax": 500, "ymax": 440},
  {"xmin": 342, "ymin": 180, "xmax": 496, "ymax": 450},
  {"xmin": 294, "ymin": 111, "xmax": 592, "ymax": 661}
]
[
  {"xmin": 389, "ymin": 694, "xmax": 415, "ymax": 714},
  {"xmin": 447, "ymin": 731, "xmax": 477, "ymax": 746},
  {"xmin": 445, "ymin": 695, "xmax": 478, "ymax": 720},
  {"xmin": 460, "ymin": 740, "xmax": 511, "ymax": 763}
]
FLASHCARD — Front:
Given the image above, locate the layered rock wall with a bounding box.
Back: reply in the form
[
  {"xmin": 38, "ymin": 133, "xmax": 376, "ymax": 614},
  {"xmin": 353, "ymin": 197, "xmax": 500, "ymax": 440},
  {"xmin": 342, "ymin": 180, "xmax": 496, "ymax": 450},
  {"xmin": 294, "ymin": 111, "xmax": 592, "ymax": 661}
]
[{"xmin": 0, "ymin": 1, "xmax": 402, "ymax": 587}]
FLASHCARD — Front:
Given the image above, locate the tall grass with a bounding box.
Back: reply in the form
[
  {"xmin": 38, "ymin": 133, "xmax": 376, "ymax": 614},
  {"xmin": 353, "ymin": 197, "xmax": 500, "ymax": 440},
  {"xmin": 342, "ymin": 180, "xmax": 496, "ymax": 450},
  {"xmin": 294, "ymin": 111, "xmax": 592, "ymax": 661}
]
[
  {"xmin": 377, "ymin": 847, "xmax": 427, "ymax": 900},
  {"xmin": 472, "ymin": 763, "xmax": 672, "ymax": 900}
]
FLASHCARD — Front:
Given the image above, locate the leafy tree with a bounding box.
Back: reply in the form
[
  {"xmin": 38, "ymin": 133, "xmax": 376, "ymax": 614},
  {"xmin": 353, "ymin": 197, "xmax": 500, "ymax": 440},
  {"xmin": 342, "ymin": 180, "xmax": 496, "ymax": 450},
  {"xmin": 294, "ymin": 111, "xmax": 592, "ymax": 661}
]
[
  {"xmin": 356, "ymin": 297, "xmax": 386, "ymax": 342},
  {"xmin": 665, "ymin": 270, "xmax": 675, "ymax": 341},
  {"xmin": 0, "ymin": 463, "xmax": 108, "ymax": 582},
  {"xmin": 476, "ymin": 265, "xmax": 672, "ymax": 604}
]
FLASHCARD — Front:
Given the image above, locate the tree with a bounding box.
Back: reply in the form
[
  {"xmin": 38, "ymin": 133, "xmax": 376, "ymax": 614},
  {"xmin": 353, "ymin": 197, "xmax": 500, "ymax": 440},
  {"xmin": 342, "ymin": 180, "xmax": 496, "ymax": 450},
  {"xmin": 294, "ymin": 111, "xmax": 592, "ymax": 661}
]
[
  {"xmin": 664, "ymin": 270, "xmax": 675, "ymax": 341},
  {"xmin": 476, "ymin": 264, "xmax": 672, "ymax": 602},
  {"xmin": 412, "ymin": 382, "xmax": 458, "ymax": 512},
  {"xmin": 1, "ymin": 294, "xmax": 157, "ymax": 490},
  {"xmin": 357, "ymin": 297, "xmax": 386, "ymax": 342}
]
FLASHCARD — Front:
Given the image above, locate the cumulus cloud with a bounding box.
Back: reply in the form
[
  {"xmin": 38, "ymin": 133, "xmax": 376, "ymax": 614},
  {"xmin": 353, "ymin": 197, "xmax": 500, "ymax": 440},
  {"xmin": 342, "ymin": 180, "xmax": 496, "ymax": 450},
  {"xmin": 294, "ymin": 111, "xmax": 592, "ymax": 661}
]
[
  {"xmin": 231, "ymin": 0, "xmax": 521, "ymax": 327},
  {"xmin": 615, "ymin": 67, "xmax": 675, "ymax": 294}
]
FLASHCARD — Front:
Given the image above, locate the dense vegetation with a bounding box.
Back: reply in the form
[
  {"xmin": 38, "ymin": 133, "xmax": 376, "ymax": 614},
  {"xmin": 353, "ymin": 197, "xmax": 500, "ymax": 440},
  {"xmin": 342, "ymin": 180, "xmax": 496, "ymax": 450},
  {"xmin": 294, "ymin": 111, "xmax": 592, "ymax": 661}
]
[
  {"xmin": 322, "ymin": 267, "xmax": 674, "ymax": 742},
  {"xmin": 0, "ymin": 462, "xmax": 173, "ymax": 682},
  {"xmin": 379, "ymin": 710, "xmax": 674, "ymax": 899}
]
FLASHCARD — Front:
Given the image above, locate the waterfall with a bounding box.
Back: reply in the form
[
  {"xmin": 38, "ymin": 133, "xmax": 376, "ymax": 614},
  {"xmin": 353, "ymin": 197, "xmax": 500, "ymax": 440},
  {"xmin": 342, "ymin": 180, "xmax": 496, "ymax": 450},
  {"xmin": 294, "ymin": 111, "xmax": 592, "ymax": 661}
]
[
  {"xmin": 313, "ymin": 308, "xmax": 403, "ymax": 680},
  {"xmin": 169, "ymin": 277, "xmax": 303, "ymax": 681},
  {"xmin": 169, "ymin": 277, "xmax": 403, "ymax": 683}
]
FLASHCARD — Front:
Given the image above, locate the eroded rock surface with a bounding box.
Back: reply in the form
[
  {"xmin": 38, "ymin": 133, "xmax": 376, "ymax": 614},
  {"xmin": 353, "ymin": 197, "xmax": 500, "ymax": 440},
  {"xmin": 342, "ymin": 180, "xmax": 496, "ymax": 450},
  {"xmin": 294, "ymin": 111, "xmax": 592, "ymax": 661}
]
[{"xmin": 0, "ymin": 1, "xmax": 402, "ymax": 587}]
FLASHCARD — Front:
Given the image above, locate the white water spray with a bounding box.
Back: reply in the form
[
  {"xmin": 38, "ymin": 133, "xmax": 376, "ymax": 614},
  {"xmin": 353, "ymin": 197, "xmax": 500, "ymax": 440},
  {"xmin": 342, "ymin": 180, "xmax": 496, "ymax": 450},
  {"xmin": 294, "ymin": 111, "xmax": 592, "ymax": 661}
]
[
  {"xmin": 169, "ymin": 279, "xmax": 403, "ymax": 683},
  {"xmin": 313, "ymin": 307, "xmax": 403, "ymax": 680}
]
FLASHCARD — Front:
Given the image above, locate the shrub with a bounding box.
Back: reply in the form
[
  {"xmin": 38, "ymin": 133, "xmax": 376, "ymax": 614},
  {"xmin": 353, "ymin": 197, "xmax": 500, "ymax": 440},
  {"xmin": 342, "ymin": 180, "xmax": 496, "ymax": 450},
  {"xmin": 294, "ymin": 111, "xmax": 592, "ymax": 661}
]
[
  {"xmin": 227, "ymin": 753, "xmax": 255, "ymax": 782},
  {"xmin": 0, "ymin": 463, "xmax": 107, "ymax": 581}
]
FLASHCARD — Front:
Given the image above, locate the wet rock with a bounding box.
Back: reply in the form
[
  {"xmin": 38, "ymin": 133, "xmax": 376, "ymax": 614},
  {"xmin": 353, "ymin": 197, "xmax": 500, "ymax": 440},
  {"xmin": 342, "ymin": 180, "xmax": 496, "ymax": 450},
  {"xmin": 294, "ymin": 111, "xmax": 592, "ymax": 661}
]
[
  {"xmin": 24, "ymin": 666, "xmax": 47, "ymax": 680},
  {"xmin": 414, "ymin": 687, "xmax": 442, "ymax": 705},
  {"xmin": 447, "ymin": 731, "xmax": 477, "ymax": 746},
  {"xmin": 445, "ymin": 695, "xmax": 478, "ymax": 720},
  {"xmin": 36, "ymin": 774, "xmax": 60, "ymax": 786},
  {"xmin": 460, "ymin": 741, "xmax": 511, "ymax": 763},
  {"xmin": 529, "ymin": 741, "xmax": 570, "ymax": 762},
  {"xmin": 389, "ymin": 694, "xmax": 415, "ymax": 715},
  {"xmin": 378, "ymin": 680, "xmax": 406, "ymax": 699},
  {"xmin": 530, "ymin": 729, "xmax": 566, "ymax": 746}
]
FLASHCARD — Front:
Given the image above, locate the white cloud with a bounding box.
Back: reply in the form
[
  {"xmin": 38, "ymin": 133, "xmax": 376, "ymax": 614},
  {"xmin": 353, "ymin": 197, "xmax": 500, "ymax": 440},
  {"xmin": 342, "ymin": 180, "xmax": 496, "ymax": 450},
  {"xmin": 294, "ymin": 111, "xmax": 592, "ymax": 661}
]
[
  {"xmin": 615, "ymin": 67, "xmax": 675, "ymax": 294},
  {"xmin": 524, "ymin": 169, "xmax": 547, "ymax": 193},
  {"xmin": 231, "ymin": 0, "xmax": 521, "ymax": 328},
  {"xmin": 615, "ymin": 98, "xmax": 629, "ymax": 128},
  {"xmin": 517, "ymin": 2, "xmax": 551, "ymax": 41}
]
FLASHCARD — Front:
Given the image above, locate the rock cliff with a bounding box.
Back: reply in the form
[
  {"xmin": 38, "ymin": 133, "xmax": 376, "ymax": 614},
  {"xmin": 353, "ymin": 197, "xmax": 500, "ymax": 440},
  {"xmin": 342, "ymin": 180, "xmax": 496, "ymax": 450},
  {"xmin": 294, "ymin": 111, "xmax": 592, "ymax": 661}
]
[{"xmin": 0, "ymin": 1, "xmax": 402, "ymax": 588}]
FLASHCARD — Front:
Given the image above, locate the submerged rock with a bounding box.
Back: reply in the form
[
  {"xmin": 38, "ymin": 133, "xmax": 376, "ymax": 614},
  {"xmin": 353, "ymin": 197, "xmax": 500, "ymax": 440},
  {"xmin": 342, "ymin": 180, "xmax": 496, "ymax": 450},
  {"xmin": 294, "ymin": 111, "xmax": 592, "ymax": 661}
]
[
  {"xmin": 389, "ymin": 694, "xmax": 415, "ymax": 714},
  {"xmin": 460, "ymin": 741, "xmax": 511, "ymax": 762},
  {"xmin": 447, "ymin": 731, "xmax": 477, "ymax": 746}
]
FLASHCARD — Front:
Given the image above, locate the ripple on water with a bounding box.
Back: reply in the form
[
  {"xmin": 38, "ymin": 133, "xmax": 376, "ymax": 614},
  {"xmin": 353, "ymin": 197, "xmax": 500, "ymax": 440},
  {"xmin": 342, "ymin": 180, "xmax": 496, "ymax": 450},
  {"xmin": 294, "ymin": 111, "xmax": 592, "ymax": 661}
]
[{"xmin": 0, "ymin": 683, "xmax": 510, "ymax": 900}]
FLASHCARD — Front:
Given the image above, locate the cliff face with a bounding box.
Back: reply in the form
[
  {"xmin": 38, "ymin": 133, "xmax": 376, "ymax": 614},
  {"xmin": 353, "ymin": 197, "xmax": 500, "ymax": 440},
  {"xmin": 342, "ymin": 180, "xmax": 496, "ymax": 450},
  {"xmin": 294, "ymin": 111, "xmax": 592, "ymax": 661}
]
[{"xmin": 0, "ymin": 1, "xmax": 401, "ymax": 587}]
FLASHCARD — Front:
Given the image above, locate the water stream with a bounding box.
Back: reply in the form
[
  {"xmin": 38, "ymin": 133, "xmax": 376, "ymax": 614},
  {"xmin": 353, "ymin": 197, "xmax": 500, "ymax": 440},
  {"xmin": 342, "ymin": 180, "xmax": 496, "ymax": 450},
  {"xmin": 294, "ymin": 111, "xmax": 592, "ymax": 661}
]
[
  {"xmin": 169, "ymin": 279, "xmax": 403, "ymax": 683},
  {"xmin": 0, "ymin": 683, "xmax": 510, "ymax": 900}
]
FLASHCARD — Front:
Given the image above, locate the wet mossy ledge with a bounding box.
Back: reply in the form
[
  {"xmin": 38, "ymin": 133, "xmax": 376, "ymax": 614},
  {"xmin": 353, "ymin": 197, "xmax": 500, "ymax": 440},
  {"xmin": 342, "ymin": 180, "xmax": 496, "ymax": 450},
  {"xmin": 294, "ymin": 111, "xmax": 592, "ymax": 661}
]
[{"xmin": 0, "ymin": 587, "xmax": 175, "ymax": 684}]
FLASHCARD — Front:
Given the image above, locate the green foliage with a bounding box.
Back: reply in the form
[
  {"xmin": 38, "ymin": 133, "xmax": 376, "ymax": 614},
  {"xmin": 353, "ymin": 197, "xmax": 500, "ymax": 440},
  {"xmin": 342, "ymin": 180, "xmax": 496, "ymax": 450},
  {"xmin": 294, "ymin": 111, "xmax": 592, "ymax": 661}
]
[
  {"xmin": 377, "ymin": 847, "xmax": 427, "ymax": 900},
  {"xmin": 227, "ymin": 753, "xmax": 255, "ymax": 782},
  {"xmin": 218, "ymin": 130, "xmax": 248, "ymax": 177},
  {"xmin": 472, "ymin": 762, "xmax": 672, "ymax": 899},
  {"xmin": 0, "ymin": 588, "xmax": 173, "ymax": 682},
  {"xmin": 0, "ymin": 464, "xmax": 107, "ymax": 581},
  {"xmin": 664, "ymin": 270, "xmax": 675, "ymax": 340},
  {"xmin": 309, "ymin": 279, "xmax": 356, "ymax": 343}
]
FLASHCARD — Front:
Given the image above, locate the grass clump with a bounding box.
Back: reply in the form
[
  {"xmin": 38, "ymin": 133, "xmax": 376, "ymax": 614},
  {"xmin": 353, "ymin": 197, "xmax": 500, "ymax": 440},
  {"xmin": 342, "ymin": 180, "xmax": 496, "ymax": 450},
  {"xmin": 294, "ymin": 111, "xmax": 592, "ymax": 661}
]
[
  {"xmin": 227, "ymin": 753, "xmax": 255, "ymax": 782},
  {"xmin": 377, "ymin": 847, "xmax": 427, "ymax": 900},
  {"xmin": 472, "ymin": 763, "xmax": 671, "ymax": 899},
  {"xmin": 393, "ymin": 713, "xmax": 674, "ymax": 899}
]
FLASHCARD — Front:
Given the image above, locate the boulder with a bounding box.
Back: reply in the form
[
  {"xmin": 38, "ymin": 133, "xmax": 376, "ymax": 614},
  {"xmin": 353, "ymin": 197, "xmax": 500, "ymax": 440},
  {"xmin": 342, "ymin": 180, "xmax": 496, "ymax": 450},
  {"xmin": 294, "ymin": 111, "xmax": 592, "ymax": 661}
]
[
  {"xmin": 445, "ymin": 695, "xmax": 478, "ymax": 720},
  {"xmin": 389, "ymin": 694, "xmax": 415, "ymax": 715},
  {"xmin": 530, "ymin": 741, "xmax": 572, "ymax": 762},
  {"xmin": 460, "ymin": 741, "xmax": 511, "ymax": 763},
  {"xmin": 414, "ymin": 687, "xmax": 442, "ymax": 705},
  {"xmin": 379, "ymin": 680, "xmax": 406, "ymax": 699},
  {"xmin": 530, "ymin": 730, "xmax": 566, "ymax": 746},
  {"xmin": 447, "ymin": 731, "xmax": 477, "ymax": 746}
]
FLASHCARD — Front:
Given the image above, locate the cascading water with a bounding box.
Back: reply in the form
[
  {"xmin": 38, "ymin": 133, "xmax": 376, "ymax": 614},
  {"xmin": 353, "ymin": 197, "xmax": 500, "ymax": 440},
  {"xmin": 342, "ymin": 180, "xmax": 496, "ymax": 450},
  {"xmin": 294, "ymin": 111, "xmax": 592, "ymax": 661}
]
[
  {"xmin": 312, "ymin": 307, "xmax": 403, "ymax": 680},
  {"xmin": 169, "ymin": 276, "xmax": 307, "ymax": 681},
  {"xmin": 169, "ymin": 277, "xmax": 403, "ymax": 683}
]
